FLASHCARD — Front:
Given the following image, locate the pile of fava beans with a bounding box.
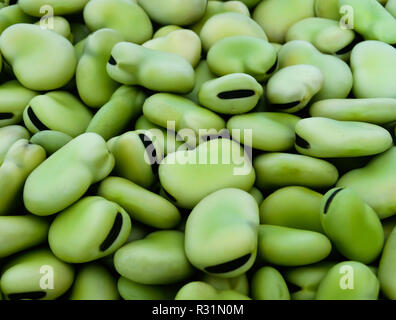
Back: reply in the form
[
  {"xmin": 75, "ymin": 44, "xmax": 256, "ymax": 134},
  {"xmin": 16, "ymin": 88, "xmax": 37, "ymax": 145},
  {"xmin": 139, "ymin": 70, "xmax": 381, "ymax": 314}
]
[{"xmin": 0, "ymin": 0, "xmax": 395, "ymax": 301}]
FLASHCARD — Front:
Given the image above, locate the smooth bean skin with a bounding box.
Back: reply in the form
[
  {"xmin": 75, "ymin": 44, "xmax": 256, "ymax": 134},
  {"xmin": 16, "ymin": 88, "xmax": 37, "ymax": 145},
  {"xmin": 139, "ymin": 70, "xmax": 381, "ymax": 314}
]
[
  {"xmin": 337, "ymin": 147, "xmax": 396, "ymax": 219},
  {"xmin": 294, "ymin": 117, "xmax": 393, "ymax": 158},
  {"xmin": 159, "ymin": 139, "xmax": 255, "ymax": 209},
  {"xmin": 83, "ymin": 0, "xmax": 152, "ymax": 44},
  {"xmin": 310, "ymin": 98, "xmax": 396, "ymax": 124},
  {"xmin": 339, "ymin": 0, "xmax": 396, "ymax": 44},
  {"xmin": 320, "ymin": 188, "xmax": 384, "ymax": 263},
  {"xmin": 185, "ymin": 60, "xmax": 216, "ymax": 104},
  {"xmin": 267, "ymin": 65, "xmax": 324, "ymax": 113},
  {"xmin": 0, "ymin": 125, "xmax": 30, "ymax": 165},
  {"xmin": 198, "ymin": 73, "xmax": 263, "ymax": 114},
  {"xmin": 316, "ymin": 261, "xmax": 380, "ymax": 300},
  {"xmin": 207, "ymin": 35, "xmax": 276, "ymax": 81},
  {"xmin": 107, "ymin": 42, "xmax": 195, "ymax": 93},
  {"xmin": 143, "ymin": 93, "xmax": 225, "ymax": 141},
  {"xmin": 23, "ymin": 91, "xmax": 93, "ymax": 137},
  {"xmin": 251, "ymin": 267, "xmax": 290, "ymax": 300},
  {"xmin": 227, "ymin": 112, "xmax": 300, "ymax": 152},
  {"xmin": 175, "ymin": 281, "xmax": 251, "ymax": 300},
  {"xmin": 253, "ymin": 0, "xmax": 315, "ymax": 43},
  {"xmin": 23, "ymin": 133, "xmax": 114, "ymax": 216},
  {"xmin": 0, "ymin": 81, "xmax": 37, "ymax": 128},
  {"xmin": 76, "ymin": 29, "xmax": 124, "ymax": 108},
  {"xmin": 229, "ymin": 0, "xmax": 260, "ymax": 9},
  {"xmin": 49, "ymin": 196, "xmax": 131, "ymax": 263},
  {"xmin": 314, "ymin": 0, "xmax": 340, "ymax": 20},
  {"xmin": 0, "ymin": 248, "xmax": 74, "ymax": 300},
  {"xmin": 0, "ymin": 4, "xmax": 35, "ymax": 37},
  {"xmin": 260, "ymin": 186, "xmax": 324, "ymax": 233},
  {"xmin": 0, "ymin": 215, "xmax": 49, "ymax": 258},
  {"xmin": 19, "ymin": 0, "xmax": 89, "ymax": 16},
  {"xmin": 378, "ymin": 228, "xmax": 396, "ymax": 299},
  {"xmin": 70, "ymin": 263, "xmax": 119, "ymax": 300},
  {"xmin": 137, "ymin": 0, "xmax": 207, "ymax": 26},
  {"xmin": 278, "ymin": 40, "xmax": 353, "ymax": 100},
  {"xmin": 200, "ymin": 13, "xmax": 268, "ymax": 51},
  {"xmin": 249, "ymin": 187, "xmax": 264, "ymax": 206},
  {"xmin": 257, "ymin": 225, "xmax": 332, "ymax": 266},
  {"xmin": 253, "ymin": 153, "xmax": 339, "ymax": 191},
  {"xmin": 191, "ymin": 1, "xmax": 250, "ymax": 34},
  {"xmin": 201, "ymin": 274, "xmax": 249, "ymax": 295},
  {"xmin": 286, "ymin": 17, "xmax": 355, "ymax": 55},
  {"xmin": 284, "ymin": 262, "xmax": 336, "ymax": 300},
  {"xmin": 118, "ymin": 277, "xmax": 176, "ymax": 300},
  {"xmin": 86, "ymin": 86, "xmax": 145, "ymax": 140},
  {"xmin": 0, "ymin": 24, "xmax": 76, "ymax": 91},
  {"xmin": 185, "ymin": 188, "xmax": 259, "ymax": 278},
  {"xmin": 351, "ymin": 41, "xmax": 396, "ymax": 98},
  {"xmin": 107, "ymin": 130, "xmax": 163, "ymax": 189},
  {"xmin": 143, "ymin": 29, "xmax": 202, "ymax": 67},
  {"xmin": 35, "ymin": 16, "xmax": 73, "ymax": 41},
  {"xmin": 153, "ymin": 25, "xmax": 183, "ymax": 38},
  {"xmin": 30, "ymin": 131, "xmax": 73, "ymax": 156},
  {"xmin": 98, "ymin": 176, "xmax": 181, "ymax": 229},
  {"xmin": 0, "ymin": 139, "xmax": 46, "ymax": 215},
  {"xmin": 114, "ymin": 230, "xmax": 194, "ymax": 285}
]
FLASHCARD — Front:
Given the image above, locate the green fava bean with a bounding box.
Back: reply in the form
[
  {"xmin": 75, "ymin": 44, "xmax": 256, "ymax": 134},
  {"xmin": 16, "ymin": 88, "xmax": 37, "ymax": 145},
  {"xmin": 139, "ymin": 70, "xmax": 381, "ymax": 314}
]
[
  {"xmin": 118, "ymin": 277, "xmax": 175, "ymax": 300},
  {"xmin": 76, "ymin": 29, "xmax": 124, "ymax": 108},
  {"xmin": 19, "ymin": 0, "xmax": 89, "ymax": 16},
  {"xmin": 257, "ymin": 225, "xmax": 332, "ymax": 266},
  {"xmin": 387, "ymin": 0, "xmax": 396, "ymax": 17},
  {"xmin": 184, "ymin": 60, "xmax": 216, "ymax": 104},
  {"xmin": 295, "ymin": 117, "xmax": 393, "ymax": 158},
  {"xmin": 23, "ymin": 91, "xmax": 93, "ymax": 137},
  {"xmin": 0, "ymin": 248, "xmax": 74, "ymax": 300},
  {"xmin": 107, "ymin": 130, "xmax": 164, "ymax": 188},
  {"xmin": 267, "ymin": 65, "xmax": 324, "ymax": 113},
  {"xmin": 207, "ymin": 35, "xmax": 276, "ymax": 81},
  {"xmin": 320, "ymin": 188, "xmax": 384, "ymax": 263},
  {"xmin": 286, "ymin": 17, "xmax": 356, "ymax": 55},
  {"xmin": 30, "ymin": 130, "xmax": 73, "ymax": 155},
  {"xmin": 337, "ymin": 147, "xmax": 396, "ymax": 219},
  {"xmin": 49, "ymin": 196, "xmax": 131, "ymax": 263},
  {"xmin": 254, "ymin": 153, "xmax": 339, "ymax": 191},
  {"xmin": 259, "ymin": 186, "xmax": 324, "ymax": 233},
  {"xmin": 0, "ymin": 139, "xmax": 46, "ymax": 215},
  {"xmin": 107, "ymin": 42, "xmax": 195, "ymax": 93},
  {"xmin": 0, "ymin": 125, "xmax": 30, "ymax": 165},
  {"xmin": 339, "ymin": 0, "xmax": 396, "ymax": 44},
  {"xmin": 175, "ymin": 281, "xmax": 251, "ymax": 300},
  {"xmin": 137, "ymin": 0, "xmax": 207, "ymax": 26},
  {"xmin": 200, "ymin": 13, "xmax": 268, "ymax": 51},
  {"xmin": 35, "ymin": 16, "xmax": 73, "ymax": 41},
  {"xmin": 86, "ymin": 86, "xmax": 145, "ymax": 140},
  {"xmin": 143, "ymin": 29, "xmax": 201, "ymax": 67},
  {"xmin": 201, "ymin": 273, "xmax": 249, "ymax": 295},
  {"xmin": 0, "ymin": 24, "xmax": 77, "ymax": 91},
  {"xmin": 70, "ymin": 263, "xmax": 119, "ymax": 300},
  {"xmin": 253, "ymin": 0, "xmax": 315, "ymax": 43},
  {"xmin": 278, "ymin": 40, "xmax": 353, "ymax": 100},
  {"xmin": 0, "ymin": 215, "xmax": 49, "ymax": 258},
  {"xmin": 159, "ymin": 139, "xmax": 255, "ymax": 209},
  {"xmin": 198, "ymin": 73, "xmax": 263, "ymax": 114},
  {"xmin": 0, "ymin": 80, "xmax": 37, "ymax": 128},
  {"xmin": 114, "ymin": 230, "xmax": 194, "ymax": 285},
  {"xmin": 0, "ymin": 4, "xmax": 35, "ymax": 34},
  {"xmin": 351, "ymin": 41, "xmax": 396, "ymax": 98},
  {"xmin": 251, "ymin": 266, "xmax": 290, "ymax": 300},
  {"xmin": 153, "ymin": 25, "xmax": 183, "ymax": 38},
  {"xmin": 191, "ymin": 1, "xmax": 250, "ymax": 35},
  {"xmin": 310, "ymin": 98, "xmax": 396, "ymax": 124},
  {"xmin": 316, "ymin": 261, "xmax": 380, "ymax": 300},
  {"xmin": 98, "ymin": 176, "xmax": 181, "ymax": 229},
  {"xmin": 70, "ymin": 22, "xmax": 90, "ymax": 44},
  {"xmin": 284, "ymin": 262, "xmax": 336, "ymax": 300},
  {"xmin": 185, "ymin": 188, "xmax": 259, "ymax": 277},
  {"xmin": 83, "ymin": 0, "xmax": 152, "ymax": 44},
  {"xmin": 143, "ymin": 93, "xmax": 225, "ymax": 142},
  {"xmin": 249, "ymin": 187, "xmax": 264, "ymax": 206},
  {"xmin": 24, "ymin": 133, "xmax": 114, "ymax": 216},
  {"xmin": 227, "ymin": 112, "xmax": 300, "ymax": 152},
  {"xmin": 378, "ymin": 227, "xmax": 396, "ymax": 299},
  {"xmin": 315, "ymin": 0, "xmax": 340, "ymax": 20}
]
